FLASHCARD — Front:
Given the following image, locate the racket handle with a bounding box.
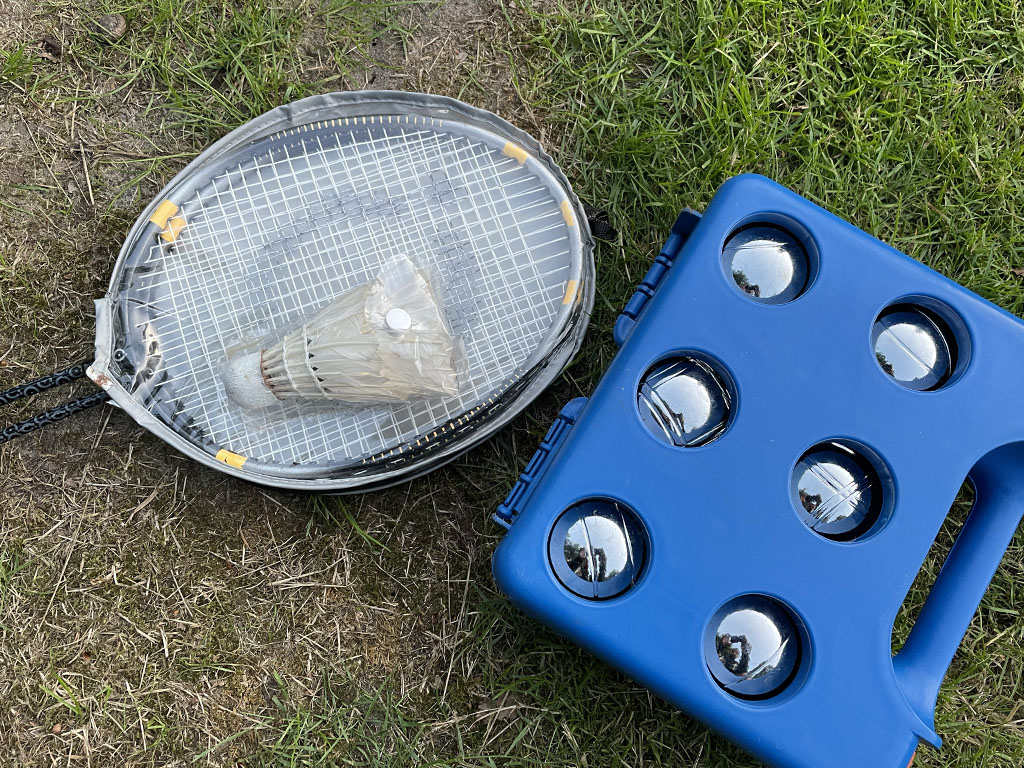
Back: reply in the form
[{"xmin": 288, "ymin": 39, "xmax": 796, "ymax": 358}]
[
  {"xmin": 0, "ymin": 359, "xmax": 94, "ymax": 406},
  {"xmin": 0, "ymin": 390, "xmax": 111, "ymax": 445}
]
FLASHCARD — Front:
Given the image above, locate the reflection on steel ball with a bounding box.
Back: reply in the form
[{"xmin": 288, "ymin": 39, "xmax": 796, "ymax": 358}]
[
  {"xmin": 706, "ymin": 595, "xmax": 801, "ymax": 699},
  {"xmin": 792, "ymin": 441, "xmax": 883, "ymax": 541},
  {"xmin": 723, "ymin": 225, "xmax": 809, "ymax": 304},
  {"xmin": 872, "ymin": 305, "xmax": 954, "ymax": 391},
  {"xmin": 638, "ymin": 357, "xmax": 732, "ymax": 447},
  {"xmin": 550, "ymin": 500, "xmax": 647, "ymax": 600}
]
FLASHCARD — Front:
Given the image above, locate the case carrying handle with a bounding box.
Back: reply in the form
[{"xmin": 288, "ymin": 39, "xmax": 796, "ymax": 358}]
[{"xmin": 893, "ymin": 442, "xmax": 1024, "ymax": 729}]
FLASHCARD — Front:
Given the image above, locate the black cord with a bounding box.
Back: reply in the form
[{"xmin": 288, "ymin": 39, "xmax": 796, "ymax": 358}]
[
  {"xmin": 0, "ymin": 359, "xmax": 93, "ymax": 406},
  {"xmin": 0, "ymin": 359, "xmax": 109, "ymax": 445},
  {"xmin": 0, "ymin": 390, "xmax": 110, "ymax": 445}
]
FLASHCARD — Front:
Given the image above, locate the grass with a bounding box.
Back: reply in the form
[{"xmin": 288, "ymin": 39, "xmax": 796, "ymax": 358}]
[{"xmin": 1, "ymin": 0, "xmax": 1024, "ymax": 766}]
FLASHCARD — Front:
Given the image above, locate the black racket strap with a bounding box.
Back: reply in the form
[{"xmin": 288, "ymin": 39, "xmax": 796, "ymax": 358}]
[
  {"xmin": 0, "ymin": 359, "xmax": 93, "ymax": 406},
  {"xmin": 0, "ymin": 359, "xmax": 109, "ymax": 445},
  {"xmin": 0, "ymin": 390, "xmax": 110, "ymax": 445},
  {"xmin": 582, "ymin": 201, "xmax": 617, "ymax": 241}
]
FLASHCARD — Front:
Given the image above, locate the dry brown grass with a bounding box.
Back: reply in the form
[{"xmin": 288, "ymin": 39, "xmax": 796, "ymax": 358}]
[
  {"xmin": 0, "ymin": 439, "xmax": 510, "ymax": 764},
  {"xmin": 5, "ymin": 1, "xmax": 1024, "ymax": 766},
  {"xmin": 0, "ymin": 1, "xmax": 550, "ymax": 765}
]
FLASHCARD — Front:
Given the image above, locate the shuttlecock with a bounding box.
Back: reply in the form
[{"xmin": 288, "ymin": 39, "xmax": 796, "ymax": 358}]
[{"xmin": 223, "ymin": 257, "xmax": 463, "ymax": 408}]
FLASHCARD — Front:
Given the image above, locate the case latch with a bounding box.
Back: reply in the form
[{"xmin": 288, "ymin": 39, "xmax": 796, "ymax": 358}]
[
  {"xmin": 494, "ymin": 397, "xmax": 588, "ymax": 529},
  {"xmin": 613, "ymin": 208, "xmax": 702, "ymax": 347}
]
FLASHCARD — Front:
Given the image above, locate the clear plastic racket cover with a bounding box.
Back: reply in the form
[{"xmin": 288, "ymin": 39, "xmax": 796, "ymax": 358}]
[{"xmin": 89, "ymin": 91, "xmax": 594, "ymax": 490}]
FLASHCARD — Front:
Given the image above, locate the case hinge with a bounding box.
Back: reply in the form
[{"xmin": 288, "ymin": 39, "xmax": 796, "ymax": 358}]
[
  {"xmin": 494, "ymin": 397, "xmax": 587, "ymax": 529},
  {"xmin": 613, "ymin": 208, "xmax": 702, "ymax": 347}
]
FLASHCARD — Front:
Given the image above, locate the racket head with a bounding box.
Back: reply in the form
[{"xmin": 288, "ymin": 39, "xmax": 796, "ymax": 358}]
[{"xmin": 89, "ymin": 91, "xmax": 594, "ymax": 490}]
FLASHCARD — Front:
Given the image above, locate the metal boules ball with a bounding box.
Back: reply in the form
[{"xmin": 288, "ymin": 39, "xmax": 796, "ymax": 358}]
[
  {"xmin": 872, "ymin": 304, "xmax": 956, "ymax": 391},
  {"xmin": 549, "ymin": 500, "xmax": 647, "ymax": 600},
  {"xmin": 792, "ymin": 441, "xmax": 884, "ymax": 541},
  {"xmin": 723, "ymin": 224, "xmax": 809, "ymax": 304},
  {"xmin": 638, "ymin": 356, "xmax": 732, "ymax": 447},
  {"xmin": 705, "ymin": 595, "xmax": 802, "ymax": 700}
]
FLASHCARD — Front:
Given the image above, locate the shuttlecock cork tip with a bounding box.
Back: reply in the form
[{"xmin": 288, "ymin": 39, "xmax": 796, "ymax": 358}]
[
  {"xmin": 224, "ymin": 350, "xmax": 280, "ymax": 409},
  {"xmin": 385, "ymin": 307, "xmax": 412, "ymax": 331}
]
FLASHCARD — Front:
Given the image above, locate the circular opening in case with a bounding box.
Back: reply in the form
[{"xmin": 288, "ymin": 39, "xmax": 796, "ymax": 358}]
[
  {"xmin": 791, "ymin": 439, "xmax": 893, "ymax": 542},
  {"xmin": 548, "ymin": 499, "xmax": 648, "ymax": 600},
  {"xmin": 705, "ymin": 594, "xmax": 805, "ymax": 700},
  {"xmin": 722, "ymin": 223, "xmax": 810, "ymax": 304},
  {"xmin": 637, "ymin": 354, "xmax": 734, "ymax": 447},
  {"xmin": 871, "ymin": 301, "xmax": 965, "ymax": 391}
]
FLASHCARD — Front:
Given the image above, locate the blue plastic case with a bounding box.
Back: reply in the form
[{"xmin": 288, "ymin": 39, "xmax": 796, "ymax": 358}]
[{"xmin": 491, "ymin": 175, "xmax": 1024, "ymax": 768}]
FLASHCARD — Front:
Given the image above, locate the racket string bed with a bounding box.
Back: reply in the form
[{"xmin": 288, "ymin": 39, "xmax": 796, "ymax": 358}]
[{"xmin": 130, "ymin": 119, "xmax": 575, "ymax": 468}]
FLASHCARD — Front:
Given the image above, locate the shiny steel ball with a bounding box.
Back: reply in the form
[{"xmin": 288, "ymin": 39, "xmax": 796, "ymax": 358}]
[
  {"xmin": 723, "ymin": 225, "xmax": 809, "ymax": 304},
  {"xmin": 549, "ymin": 500, "xmax": 647, "ymax": 600},
  {"xmin": 872, "ymin": 305, "xmax": 955, "ymax": 391},
  {"xmin": 706, "ymin": 595, "xmax": 802, "ymax": 699},
  {"xmin": 637, "ymin": 357, "xmax": 732, "ymax": 447},
  {"xmin": 792, "ymin": 441, "xmax": 883, "ymax": 541}
]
